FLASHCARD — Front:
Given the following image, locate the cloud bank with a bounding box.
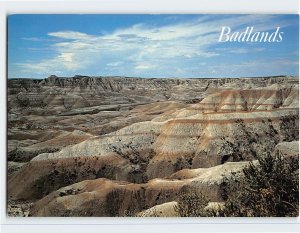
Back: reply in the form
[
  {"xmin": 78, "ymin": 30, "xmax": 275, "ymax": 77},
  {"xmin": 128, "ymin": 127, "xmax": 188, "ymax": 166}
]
[{"xmin": 12, "ymin": 15, "xmax": 298, "ymax": 78}]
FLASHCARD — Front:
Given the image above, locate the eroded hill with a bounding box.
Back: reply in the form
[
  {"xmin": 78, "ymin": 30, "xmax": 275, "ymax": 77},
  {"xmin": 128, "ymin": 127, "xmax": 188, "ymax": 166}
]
[{"xmin": 7, "ymin": 75, "xmax": 299, "ymax": 216}]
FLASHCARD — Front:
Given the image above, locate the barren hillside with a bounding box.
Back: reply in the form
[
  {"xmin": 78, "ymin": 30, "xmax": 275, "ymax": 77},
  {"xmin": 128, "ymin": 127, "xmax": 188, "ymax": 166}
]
[{"xmin": 7, "ymin": 75, "xmax": 299, "ymax": 217}]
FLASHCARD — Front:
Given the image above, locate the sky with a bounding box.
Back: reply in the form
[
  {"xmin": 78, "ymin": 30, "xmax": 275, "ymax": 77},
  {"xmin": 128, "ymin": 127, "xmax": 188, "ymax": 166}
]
[{"xmin": 8, "ymin": 14, "xmax": 299, "ymax": 79}]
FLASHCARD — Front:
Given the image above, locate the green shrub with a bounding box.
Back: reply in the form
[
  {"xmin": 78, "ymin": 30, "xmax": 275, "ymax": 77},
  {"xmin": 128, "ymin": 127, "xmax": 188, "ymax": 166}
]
[
  {"xmin": 221, "ymin": 152, "xmax": 299, "ymax": 217},
  {"xmin": 174, "ymin": 187, "xmax": 209, "ymax": 217}
]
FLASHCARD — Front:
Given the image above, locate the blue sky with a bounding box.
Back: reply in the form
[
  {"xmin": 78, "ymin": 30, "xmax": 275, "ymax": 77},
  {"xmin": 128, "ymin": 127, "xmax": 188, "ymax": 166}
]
[{"xmin": 8, "ymin": 14, "xmax": 299, "ymax": 79}]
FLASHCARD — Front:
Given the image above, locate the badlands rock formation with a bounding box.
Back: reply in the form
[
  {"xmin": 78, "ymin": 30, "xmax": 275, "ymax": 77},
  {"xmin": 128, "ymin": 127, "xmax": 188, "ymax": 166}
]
[{"xmin": 7, "ymin": 75, "xmax": 299, "ymax": 216}]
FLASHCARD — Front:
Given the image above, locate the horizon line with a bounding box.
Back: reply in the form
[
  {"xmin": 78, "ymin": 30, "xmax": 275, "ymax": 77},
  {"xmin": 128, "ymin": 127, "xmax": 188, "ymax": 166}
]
[{"xmin": 7, "ymin": 74, "xmax": 299, "ymax": 80}]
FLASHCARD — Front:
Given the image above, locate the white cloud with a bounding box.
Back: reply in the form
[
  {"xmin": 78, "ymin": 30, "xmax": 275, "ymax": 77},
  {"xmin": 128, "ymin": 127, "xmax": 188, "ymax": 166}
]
[
  {"xmin": 216, "ymin": 47, "xmax": 266, "ymax": 54},
  {"xmin": 16, "ymin": 15, "xmax": 296, "ymax": 78},
  {"xmin": 206, "ymin": 58, "xmax": 299, "ymax": 77},
  {"xmin": 48, "ymin": 31, "xmax": 93, "ymax": 40},
  {"xmin": 107, "ymin": 62, "xmax": 123, "ymax": 67},
  {"xmin": 135, "ymin": 65, "xmax": 155, "ymax": 70},
  {"xmin": 58, "ymin": 53, "xmax": 74, "ymax": 62}
]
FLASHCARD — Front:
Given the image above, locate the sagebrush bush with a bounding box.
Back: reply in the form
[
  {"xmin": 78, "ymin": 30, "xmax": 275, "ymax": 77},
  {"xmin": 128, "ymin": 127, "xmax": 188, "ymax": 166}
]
[
  {"xmin": 174, "ymin": 187, "xmax": 210, "ymax": 217},
  {"xmin": 221, "ymin": 152, "xmax": 299, "ymax": 217},
  {"xmin": 172, "ymin": 152, "xmax": 298, "ymax": 217}
]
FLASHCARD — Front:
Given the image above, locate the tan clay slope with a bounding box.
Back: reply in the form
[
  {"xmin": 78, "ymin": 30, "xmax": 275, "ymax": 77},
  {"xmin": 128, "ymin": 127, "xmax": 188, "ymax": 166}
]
[
  {"xmin": 136, "ymin": 201, "xmax": 179, "ymax": 217},
  {"xmin": 29, "ymin": 161, "xmax": 252, "ymax": 217},
  {"xmin": 7, "ymin": 77, "xmax": 299, "ymax": 217},
  {"xmin": 7, "ymin": 122, "xmax": 163, "ymax": 199},
  {"xmin": 8, "ymin": 104, "xmax": 298, "ymax": 200},
  {"xmin": 28, "ymin": 141, "xmax": 298, "ymax": 217},
  {"xmin": 7, "ymin": 80, "xmax": 299, "ymax": 200},
  {"xmin": 202, "ymin": 84, "xmax": 299, "ymax": 112},
  {"xmin": 153, "ymin": 84, "xmax": 299, "ymax": 121},
  {"xmin": 8, "ymin": 130, "xmax": 93, "ymax": 162},
  {"xmin": 8, "ymin": 76, "xmax": 297, "ymax": 111},
  {"xmin": 147, "ymin": 108, "xmax": 298, "ymax": 179}
]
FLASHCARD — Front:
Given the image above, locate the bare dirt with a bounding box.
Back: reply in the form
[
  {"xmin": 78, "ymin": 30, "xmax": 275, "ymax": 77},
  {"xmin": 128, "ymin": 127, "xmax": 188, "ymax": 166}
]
[{"xmin": 7, "ymin": 75, "xmax": 299, "ymax": 216}]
